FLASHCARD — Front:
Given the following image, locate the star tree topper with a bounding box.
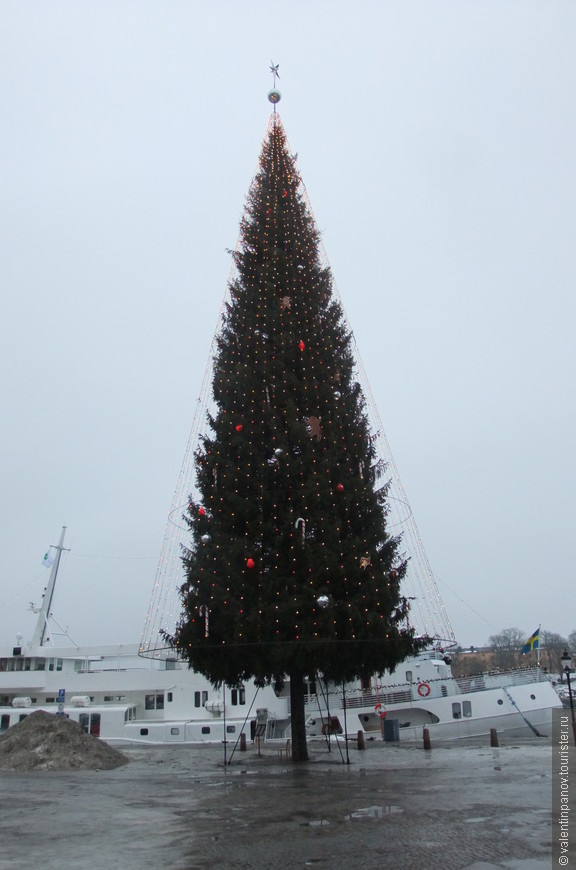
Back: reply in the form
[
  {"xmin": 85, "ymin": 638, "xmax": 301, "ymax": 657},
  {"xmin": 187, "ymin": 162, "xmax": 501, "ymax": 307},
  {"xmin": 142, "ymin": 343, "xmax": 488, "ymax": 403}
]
[{"xmin": 269, "ymin": 62, "xmax": 280, "ymax": 86}]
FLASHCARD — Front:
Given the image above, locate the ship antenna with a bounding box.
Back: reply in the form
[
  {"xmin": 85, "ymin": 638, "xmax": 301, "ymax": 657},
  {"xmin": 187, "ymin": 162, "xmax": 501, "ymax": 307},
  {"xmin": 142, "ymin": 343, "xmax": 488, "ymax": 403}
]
[{"xmin": 30, "ymin": 526, "xmax": 70, "ymax": 648}]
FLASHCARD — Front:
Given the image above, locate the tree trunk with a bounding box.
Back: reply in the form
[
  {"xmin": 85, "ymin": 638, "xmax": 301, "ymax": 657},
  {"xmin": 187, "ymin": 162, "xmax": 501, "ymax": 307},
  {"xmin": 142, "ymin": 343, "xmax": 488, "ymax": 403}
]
[{"xmin": 289, "ymin": 670, "xmax": 309, "ymax": 762}]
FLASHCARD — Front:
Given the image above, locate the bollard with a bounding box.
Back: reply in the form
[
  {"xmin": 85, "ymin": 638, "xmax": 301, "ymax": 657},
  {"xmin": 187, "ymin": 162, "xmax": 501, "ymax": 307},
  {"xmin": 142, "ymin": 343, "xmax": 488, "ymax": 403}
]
[
  {"xmin": 240, "ymin": 733, "xmax": 247, "ymax": 752},
  {"xmin": 490, "ymin": 728, "xmax": 499, "ymax": 748},
  {"xmin": 423, "ymin": 727, "xmax": 431, "ymax": 750},
  {"xmin": 357, "ymin": 730, "xmax": 365, "ymax": 750}
]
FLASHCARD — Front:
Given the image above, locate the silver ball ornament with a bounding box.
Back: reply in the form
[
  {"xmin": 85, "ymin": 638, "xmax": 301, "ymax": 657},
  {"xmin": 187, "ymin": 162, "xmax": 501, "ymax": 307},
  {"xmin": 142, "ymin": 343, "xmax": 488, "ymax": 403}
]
[
  {"xmin": 268, "ymin": 89, "xmax": 281, "ymax": 104},
  {"xmin": 316, "ymin": 595, "xmax": 330, "ymax": 608},
  {"xmin": 201, "ymin": 534, "xmax": 211, "ymax": 544}
]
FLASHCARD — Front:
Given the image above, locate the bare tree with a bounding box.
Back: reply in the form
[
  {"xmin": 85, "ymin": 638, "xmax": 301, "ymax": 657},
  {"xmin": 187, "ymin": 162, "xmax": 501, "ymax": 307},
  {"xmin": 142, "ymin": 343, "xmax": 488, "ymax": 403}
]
[
  {"xmin": 489, "ymin": 628, "xmax": 525, "ymax": 669},
  {"xmin": 541, "ymin": 630, "xmax": 569, "ymax": 674}
]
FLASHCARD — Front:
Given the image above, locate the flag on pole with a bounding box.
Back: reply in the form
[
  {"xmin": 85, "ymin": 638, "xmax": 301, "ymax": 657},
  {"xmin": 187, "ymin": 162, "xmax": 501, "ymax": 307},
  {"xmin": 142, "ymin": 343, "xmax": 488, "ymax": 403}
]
[
  {"xmin": 521, "ymin": 627, "xmax": 540, "ymax": 654},
  {"xmin": 41, "ymin": 549, "xmax": 55, "ymax": 568}
]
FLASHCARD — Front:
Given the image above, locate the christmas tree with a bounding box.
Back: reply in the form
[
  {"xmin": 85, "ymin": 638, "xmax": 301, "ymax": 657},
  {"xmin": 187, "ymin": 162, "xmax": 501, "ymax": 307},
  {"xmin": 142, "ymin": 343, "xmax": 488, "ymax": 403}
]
[{"xmin": 166, "ymin": 94, "xmax": 426, "ymax": 761}]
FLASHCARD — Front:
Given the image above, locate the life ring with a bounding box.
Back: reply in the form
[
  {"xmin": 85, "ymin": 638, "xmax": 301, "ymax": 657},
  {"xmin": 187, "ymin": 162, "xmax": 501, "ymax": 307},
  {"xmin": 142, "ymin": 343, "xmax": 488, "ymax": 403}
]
[
  {"xmin": 374, "ymin": 702, "xmax": 386, "ymax": 719},
  {"xmin": 417, "ymin": 682, "xmax": 431, "ymax": 697}
]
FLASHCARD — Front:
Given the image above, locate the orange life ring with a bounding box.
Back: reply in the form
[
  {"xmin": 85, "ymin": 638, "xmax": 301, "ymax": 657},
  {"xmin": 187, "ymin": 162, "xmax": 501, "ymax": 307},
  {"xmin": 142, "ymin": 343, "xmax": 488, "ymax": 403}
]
[
  {"xmin": 417, "ymin": 682, "xmax": 431, "ymax": 697},
  {"xmin": 374, "ymin": 702, "xmax": 386, "ymax": 719}
]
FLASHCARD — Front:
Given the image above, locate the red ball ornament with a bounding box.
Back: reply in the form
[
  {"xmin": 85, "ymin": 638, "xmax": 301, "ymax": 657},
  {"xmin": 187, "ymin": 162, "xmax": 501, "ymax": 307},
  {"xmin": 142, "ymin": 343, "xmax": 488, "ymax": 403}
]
[
  {"xmin": 246, "ymin": 558, "xmax": 255, "ymax": 569},
  {"xmin": 235, "ymin": 424, "xmax": 243, "ymax": 432},
  {"xmin": 336, "ymin": 483, "xmax": 344, "ymax": 492},
  {"xmin": 298, "ymin": 340, "xmax": 305, "ymax": 352},
  {"xmin": 198, "ymin": 507, "xmax": 206, "ymax": 516}
]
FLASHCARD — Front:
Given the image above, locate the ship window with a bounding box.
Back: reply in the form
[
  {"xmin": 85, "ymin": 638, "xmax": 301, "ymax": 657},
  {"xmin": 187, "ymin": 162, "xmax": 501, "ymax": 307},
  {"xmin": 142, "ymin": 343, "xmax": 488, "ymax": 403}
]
[
  {"xmin": 1, "ymin": 714, "xmax": 10, "ymax": 732},
  {"xmin": 406, "ymin": 671, "xmax": 413, "ymax": 683},
  {"xmin": 194, "ymin": 691, "xmax": 201, "ymax": 707},
  {"xmin": 0, "ymin": 659, "xmax": 6, "ymax": 672},
  {"xmin": 140, "ymin": 728, "xmax": 149, "ymax": 736},
  {"xmin": 497, "ymin": 699, "xmax": 503, "ymax": 705},
  {"xmin": 201, "ymin": 726, "xmax": 210, "ymax": 734},
  {"xmin": 195, "ymin": 691, "xmax": 208, "ymax": 707},
  {"xmin": 462, "ymin": 701, "xmax": 472, "ymax": 718},
  {"xmin": 360, "ymin": 676, "xmax": 373, "ymax": 692},
  {"xmin": 46, "ymin": 697, "xmax": 55, "ymax": 703},
  {"xmin": 170, "ymin": 727, "xmax": 180, "ymax": 735},
  {"xmin": 145, "ymin": 693, "xmax": 165, "ymax": 711},
  {"xmin": 56, "ymin": 659, "xmax": 63, "ymax": 672},
  {"xmin": 35, "ymin": 659, "xmax": 46, "ymax": 671},
  {"xmin": 19, "ymin": 714, "xmax": 28, "ymax": 722},
  {"xmin": 79, "ymin": 713, "xmax": 100, "ymax": 736},
  {"xmin": 530, "ymin": 694, "xmax": 536, "ymax": 700},
  {"xmin": 24, "ymin": 659, "xmax": 31, "ymax": 671},
  {"xmin": 104, "ymin": 696, "xmax": 113, "ymax": 702},
  {"xmin": 167, "ymin": 692, "xmax": 173, "ymax": 702},
  {"xmin": 226, "ymin": 725, "xmax": 236, "ymax": 733},
  {"xmin": 452, "ymin": 703, "xmax": 462, "ymax": 719},
  {"xmin": 231, "ymin": 687, "xmax": 246, "ymax": 705}
]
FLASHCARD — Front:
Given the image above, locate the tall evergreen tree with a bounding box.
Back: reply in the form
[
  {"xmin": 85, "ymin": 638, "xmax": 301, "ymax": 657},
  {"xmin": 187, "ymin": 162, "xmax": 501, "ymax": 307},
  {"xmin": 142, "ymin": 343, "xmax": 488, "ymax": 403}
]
[{"xmin": 166, "ymin": 111, "xmax": 426, "ymax": 761}]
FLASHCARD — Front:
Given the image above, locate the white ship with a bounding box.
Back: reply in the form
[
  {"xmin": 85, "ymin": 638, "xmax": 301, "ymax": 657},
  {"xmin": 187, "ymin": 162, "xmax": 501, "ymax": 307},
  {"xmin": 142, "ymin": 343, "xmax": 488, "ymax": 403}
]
[{"xmin": 0, "ymin": 528, "xmax": 561, "ymax": 747}]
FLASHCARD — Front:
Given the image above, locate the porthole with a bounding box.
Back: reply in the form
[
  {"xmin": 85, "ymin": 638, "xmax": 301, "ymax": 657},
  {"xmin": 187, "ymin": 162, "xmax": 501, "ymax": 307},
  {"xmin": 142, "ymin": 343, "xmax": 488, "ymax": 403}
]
[{"xmin": 497, "ymin": 699, "xmax": 503, "ymax": 706}]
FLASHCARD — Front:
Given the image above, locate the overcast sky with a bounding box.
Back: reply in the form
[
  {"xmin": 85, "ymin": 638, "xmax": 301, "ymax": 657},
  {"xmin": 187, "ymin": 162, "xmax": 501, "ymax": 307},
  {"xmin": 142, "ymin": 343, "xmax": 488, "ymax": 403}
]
[{"xmin": 1, "ymin": 1, "xmax": 574, "ymax": 652}]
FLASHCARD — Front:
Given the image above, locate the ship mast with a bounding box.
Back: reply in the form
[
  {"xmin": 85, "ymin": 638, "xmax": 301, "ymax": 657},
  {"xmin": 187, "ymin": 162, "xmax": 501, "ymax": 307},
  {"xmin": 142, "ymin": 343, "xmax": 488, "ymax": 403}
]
[{"xmin": 30, "ymin": 526, "xmax": 69, "ymax": 648}]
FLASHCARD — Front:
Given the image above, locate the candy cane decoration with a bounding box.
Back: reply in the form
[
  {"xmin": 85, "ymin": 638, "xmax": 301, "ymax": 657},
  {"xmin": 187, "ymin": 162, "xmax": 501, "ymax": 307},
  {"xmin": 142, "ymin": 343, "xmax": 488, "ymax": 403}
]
[
  {"xmin": 295, "ymin": 518, "xmax": 306, "ymax": 541},
  {"xmin": 198, "ymin": 605, "xmax": 210, "ymax": 638}
]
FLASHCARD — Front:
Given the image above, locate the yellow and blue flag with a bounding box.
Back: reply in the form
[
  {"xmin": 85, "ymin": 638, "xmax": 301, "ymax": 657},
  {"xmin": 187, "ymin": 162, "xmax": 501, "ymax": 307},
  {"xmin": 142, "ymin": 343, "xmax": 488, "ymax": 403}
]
[{"xmin": 521, "ymin": 627, "xmax": 540, "ymax": 654}]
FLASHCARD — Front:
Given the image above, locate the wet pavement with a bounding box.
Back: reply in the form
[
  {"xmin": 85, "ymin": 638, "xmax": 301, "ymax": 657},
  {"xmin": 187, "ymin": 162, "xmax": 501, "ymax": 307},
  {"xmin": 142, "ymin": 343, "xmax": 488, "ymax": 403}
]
[{"xmin": 0, "ymin": 736, "xmax": 555, "ymax": 869}]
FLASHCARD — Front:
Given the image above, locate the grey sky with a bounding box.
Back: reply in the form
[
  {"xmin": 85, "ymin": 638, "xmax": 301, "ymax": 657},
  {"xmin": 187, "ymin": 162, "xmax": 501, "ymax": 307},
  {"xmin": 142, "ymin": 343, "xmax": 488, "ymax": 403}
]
[{"xmin": 1, "ymin": 1, "xmax": 574, "ymax": 650}]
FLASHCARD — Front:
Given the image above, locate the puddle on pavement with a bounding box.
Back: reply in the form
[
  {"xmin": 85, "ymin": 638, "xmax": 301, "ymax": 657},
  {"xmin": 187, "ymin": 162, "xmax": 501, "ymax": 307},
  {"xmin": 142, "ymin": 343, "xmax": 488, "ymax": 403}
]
[{"xmin": 346, "ymin": 805, "xmax": 404, "ymax": 820}]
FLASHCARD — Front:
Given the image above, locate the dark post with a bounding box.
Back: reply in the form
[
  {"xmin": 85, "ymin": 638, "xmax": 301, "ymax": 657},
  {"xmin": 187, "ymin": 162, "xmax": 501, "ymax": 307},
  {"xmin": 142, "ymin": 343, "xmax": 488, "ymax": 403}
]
[
  {"xmin": 560, "ymin": 650, "xmax": 576, "ymax": 747},
  {"xmin": 423, "ymin": 727, "xmax": 431, "ymax": 750}
]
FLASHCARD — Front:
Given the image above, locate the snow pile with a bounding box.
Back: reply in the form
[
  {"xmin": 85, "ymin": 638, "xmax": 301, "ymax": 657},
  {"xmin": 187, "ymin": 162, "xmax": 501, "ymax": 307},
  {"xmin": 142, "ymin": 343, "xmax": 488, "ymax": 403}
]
[{"xmin": 0, "ymin": 710, "xmax": 128, "ymax": 771}]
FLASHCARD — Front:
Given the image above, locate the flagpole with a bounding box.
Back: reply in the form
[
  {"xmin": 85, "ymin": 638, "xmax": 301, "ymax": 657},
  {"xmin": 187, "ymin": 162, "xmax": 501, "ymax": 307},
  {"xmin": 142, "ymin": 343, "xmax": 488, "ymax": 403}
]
[{"xmin": 537, "ymin": 623, "xmax": 541, "ymax": 669}]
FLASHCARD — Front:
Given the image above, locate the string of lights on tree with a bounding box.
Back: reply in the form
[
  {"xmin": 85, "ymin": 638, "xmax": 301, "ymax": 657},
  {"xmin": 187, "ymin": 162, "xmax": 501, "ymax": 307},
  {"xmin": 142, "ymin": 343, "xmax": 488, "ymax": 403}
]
[{"xmin": 140, "ymin": 108, "xmax": 456, "ymax": 664}]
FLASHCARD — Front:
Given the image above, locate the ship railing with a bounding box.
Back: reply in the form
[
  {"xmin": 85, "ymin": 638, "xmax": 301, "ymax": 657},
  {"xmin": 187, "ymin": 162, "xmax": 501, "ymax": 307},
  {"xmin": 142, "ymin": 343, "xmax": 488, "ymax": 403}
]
[
  {"xmin": 336, "ymin": 689, "xmax": 413, "ymax": 709},
  {"xmin": 456, "ymin": 666, "xmax": 546, "ymax": 693}
]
